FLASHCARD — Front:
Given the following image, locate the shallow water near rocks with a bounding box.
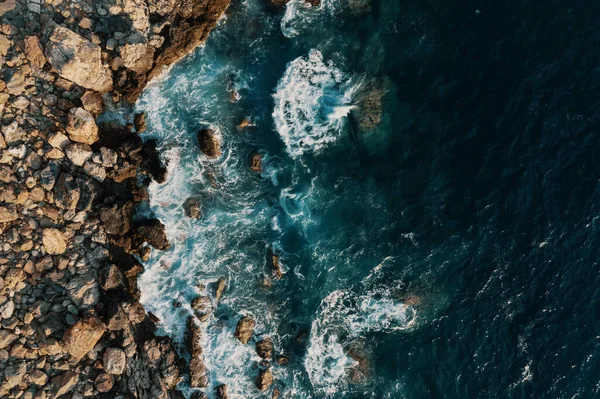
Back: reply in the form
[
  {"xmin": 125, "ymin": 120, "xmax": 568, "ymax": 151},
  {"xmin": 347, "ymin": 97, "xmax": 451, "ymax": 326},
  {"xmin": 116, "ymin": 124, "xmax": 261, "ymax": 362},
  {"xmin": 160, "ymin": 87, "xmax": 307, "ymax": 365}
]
[{"xmin": 136, "ymin": 0, "xmax": 600, "ymax": 398}]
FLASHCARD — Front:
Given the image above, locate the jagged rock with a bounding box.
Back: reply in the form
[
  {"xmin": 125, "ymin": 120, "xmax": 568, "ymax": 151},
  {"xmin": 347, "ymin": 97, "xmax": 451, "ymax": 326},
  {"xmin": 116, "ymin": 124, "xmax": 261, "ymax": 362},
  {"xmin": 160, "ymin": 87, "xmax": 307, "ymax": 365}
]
[
  {"xmin": 81, "ymin": 91, "xmax": 104, "ymax": 116},
  {"xmin": 54, "ymin": 173, "xmax": 80, "ymax": 210},
  {"xmin": 62, "ymin": 316, "xmax": 106, "ymax": 360},
  {"xmin": 197, "ymin": 128, "xmax": 221, "ymax": 158},
  {"xmin": 215, "ymin": 384, "xmax": 228, "ymax": 399},
  {"xmin": 24, "ymin": 36, "xmax": 46, "ymax": 68},
  {"xmin": 268, "ymin": 249, "xmax": 283, "ymax": 279},
  {"xmin": 104, "ymin": 348, "xmax": 127, "ymax": 375},
  {"xmin": 183, "ymin": 197, "xmax": 201, "ymax": 218},
  {"xmin": 40, "ymin": 161, "xmax": 60, "ymax": 190},
  {"xmin": 0, "ymin": 330, "xmax": 18, "ymax": 349},
  {"xmin": 83, "ymin": 160, "xmax": 107, "ymax": 181},
  {"xmin": 2, "ymin": 120, "xmax": 25, "ymax": 145},
  {"xmin": 66, "ymin": 107, "xmax": 99, "ymax": 145},
  {"xmin": 0, "ymin": 300, "xmax": 14, "ymax": 318},
  {"xmin": 100, "ymin": 202, "xmax": 133, "ymax": 235},
  {"xmin": 48, "ymin": 371, "xmax": 79, "ymax": 398},
  {"xmin": 190, "ymin": 358, "xmax": 209, "ymax": 388},
  {"xmin": 119, "ymin": 43, "xmax": 155, "ymax": 74},
  {"xmin": 95, "ymin": 372, "xmax": 114, "ymax": 392},
  {"xmin": 234, "ymin": 316, "xmax": 255, "ymax": 344},
  {"xmin": 29, "ymin": 369, "xmax": 48, "ymax": 386},
  {"xmin": 3, "ymin": 361, "xmax": 26, "ymax": 389},
  {"xmin": 48, "ymin": 132, "xmax": 70, "ymax": 149},
  {"xmin": 0, "ymin": 165, "xmax": 13, "ymax": 182},
  {"xmin": 191, "ymin": 296, "xmax": 212, "ymax": 322},
  {"xmin": 215, "ymin": 277, "xmax": 226, "ymax": 302},
  {"xmin": 0, "ymin": 205, "xmax": 17, "ymax": 223},
  {"xmin": 65, "ymin": 143, "xmax": 93, "ymax": 166},
  {"xmin": 100, "ymin": 147, "xmax": 118, "ymax": 167},
  {"xmin": 133, "ymin": 219, "xmax": 170, "ymax": 250},
  {"xmin": 42, "ymin": 228, "xmax": 67, "ymax": 255},
  {"xmin": 250, "ymin": 151, "xmax": 262, "ymax": 173},
  {"xmin": 256, "ymin": 338, "xmax": 273, "ymax": 359},
  {"xmin": 45, "ymin": 25, "xmax": 113, "ymax": 93},
  {"xmin": 100, "ymin": 264, "xmax": 125, "ymax": 291},
  {"xmin": 142, "ymin": 338, "xmax": 182, "ymax": 389},
  {"xmin": 256, "ymin": 367, "xmax": 273, "ymax": 391},
  {"xmin": 66, "ymin": 272, "xmax": 100, "ymax": 308},
  {"xmin": 6, "ymin": 68, "xmax": 25, "ymax": 95},
  {"xmin": 143, "ymin": 139, "xmax": 168, "ymax": 183},
  {"xmin": 134, "ymin": 112, "xmax": 147, "ymax": 133}
]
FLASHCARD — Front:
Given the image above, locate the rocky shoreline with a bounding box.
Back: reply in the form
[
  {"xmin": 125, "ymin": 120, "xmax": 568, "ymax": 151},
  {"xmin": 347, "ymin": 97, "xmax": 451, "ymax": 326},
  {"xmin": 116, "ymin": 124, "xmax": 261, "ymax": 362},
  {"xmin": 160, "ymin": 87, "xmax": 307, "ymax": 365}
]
[{"xmin": 0, "ymin": 0, "xmax": 229, "ymax": 398}]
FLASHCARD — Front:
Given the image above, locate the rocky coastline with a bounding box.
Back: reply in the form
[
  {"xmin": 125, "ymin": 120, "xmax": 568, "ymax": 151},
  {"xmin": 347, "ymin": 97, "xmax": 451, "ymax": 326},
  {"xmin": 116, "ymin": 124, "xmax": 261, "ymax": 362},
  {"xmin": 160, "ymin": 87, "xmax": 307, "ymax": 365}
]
[{"xmin": 0, "ymin": 0, "xmax": 229, "ymax": 398}]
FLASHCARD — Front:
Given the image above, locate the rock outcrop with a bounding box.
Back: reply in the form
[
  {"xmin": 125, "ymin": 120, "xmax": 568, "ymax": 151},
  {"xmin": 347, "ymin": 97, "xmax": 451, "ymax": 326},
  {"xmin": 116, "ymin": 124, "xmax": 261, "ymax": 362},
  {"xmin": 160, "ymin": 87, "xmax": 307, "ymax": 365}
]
[
  {"xmin": 197, "ymin": 128, "xmax": 222, "ymax": 158},
  {"xmin": 235, "ymin": 316, "xmax": 256, "ymax": 344}
]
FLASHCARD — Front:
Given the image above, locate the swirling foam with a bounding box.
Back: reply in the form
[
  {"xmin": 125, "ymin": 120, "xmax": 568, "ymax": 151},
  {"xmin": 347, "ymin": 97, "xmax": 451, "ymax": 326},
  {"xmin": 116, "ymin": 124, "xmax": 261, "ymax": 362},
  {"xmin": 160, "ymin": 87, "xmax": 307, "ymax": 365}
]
[{"xmin": 273, "ymin": 49, "xmax": 359, "ymax": 159}]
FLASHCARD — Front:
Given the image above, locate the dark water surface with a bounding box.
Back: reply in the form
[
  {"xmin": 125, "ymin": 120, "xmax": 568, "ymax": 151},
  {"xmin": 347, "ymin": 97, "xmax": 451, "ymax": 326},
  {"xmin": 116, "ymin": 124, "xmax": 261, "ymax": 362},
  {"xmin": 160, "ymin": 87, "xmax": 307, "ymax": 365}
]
[{"xmin": 137, "ymin": 0, "xmax": 600, "ymax": 397}]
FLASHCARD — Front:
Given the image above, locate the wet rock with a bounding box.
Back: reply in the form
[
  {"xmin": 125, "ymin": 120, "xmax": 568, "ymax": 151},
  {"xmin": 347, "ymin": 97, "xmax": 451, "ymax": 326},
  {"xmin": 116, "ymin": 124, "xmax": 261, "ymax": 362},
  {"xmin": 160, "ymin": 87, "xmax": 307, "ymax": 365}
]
[
  {"xmin": 351, "ymin": 86, "xmax": 383, "ymax": 131},
  {"xmin": 347, "ymin": 0, "xmax": 371, "ymax": 15},
  {"xmin": 214, "ymin": 277, "xmax": 227, "ymax": 302},
  {"xmin": 133, "ymin": 219, "xmax": 170, "ymax": 250},
  {"xmin": 66, "ymin": 107, "xmax": 99, "ymax": 145},
  {"xmin": 49, "ymin": 370, "xmax": 79, "ymax": 398},
  {"xmin": 256, "ymin": 338, "xmax": 273, "ymax": 359},
  {"xmin": 275, "ymin": 354, "xmax": 289, "ymax": 365},
  {"xmin": 143, "ymin": 139, "xmax": 168, "ymax": 183},
  {"xmin": 250, "ymin": 151, "xmax": 262, "ymax": 173},
  {"xmin": 42, "ymin": 228, "xmax": 67, "ymax": 255},
  {"xmin": 24, "ymin": 35, "xmax": 46, "ymax": 68},
  {"xmin": 215, "ymin": 384, "xmax": 228, "ymax": 399},
  {"xmin": 45, "ymin": 24, "xmax": 113, "ymax": 93},
  {"xmin": 95, "ymin": 372, "xmax": 114, "ymax": 392},
  {"xmin": 62, "ymin": 316, "xmax": 106, "ymax": 360},
  {"xmin": 183, "ymin": 197, "xmax": 201, "ymax": 219},
  {"xmin": 268, "ymin": 249, "xmax": 283, "ymax": 279},
  {"xmin": 234, "ymin": 316, "xmax": 255, "ymax": 344},
  {"xmin": 134, "ymin": 112, "xmax": 147, "ymax": 133},
  {"xmin": 104, "ymin": 347, "xmax": 127, "ymax": 375},
  {"xmin": 256, "ymin": 367, "xmax": 273, "ymax": 391},
  {"xmin": 191, "ymin": 296, "xmax": 212, "ymax": 322},
  {"xmin": 120, "ymin": 43, "xmax": 155, "ymax": 74},
  {"xmin": 197, "ymin": 128, "xmax": 221, "ymax": 158}
]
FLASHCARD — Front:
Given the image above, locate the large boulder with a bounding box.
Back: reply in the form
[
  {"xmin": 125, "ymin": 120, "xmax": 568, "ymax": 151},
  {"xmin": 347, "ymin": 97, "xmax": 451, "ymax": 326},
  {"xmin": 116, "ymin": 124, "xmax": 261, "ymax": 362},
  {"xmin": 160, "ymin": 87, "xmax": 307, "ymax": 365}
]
[
  {"xmin": 65, "ymin": 272, "xmax": 100, "ymax": 308},
  {"xmin": 255, "ymin": 338, "xmax": 273, "ymax": 359},
  {"xmin": 197, "ymin": 128, "xmax": 221, "ymax": 158},
  {"xmin": 62, "ymin": 316, "xmax": 106, "ymax": 360},
  {"xmin": 119, "ymin": 43, "xmax": 155, "ymax": 74},
  {"xmin": 351, "ymin": 86, "xmax": 383, "ymax": 131},
  {"xmin": 103, "ymin": 348, "xmax": 127, "ymax": 375},
  {"xmin": 255, "ymin": 367, "xmax": 273, "ymax": 391},
  {"xmin": 234, "ymin": 316, "xmax": 255, "ymax": 344},
  {"xmin": 44, "ymin": 24, "xmax": 113, "ymax": 93},
  {"xmin": 133, "ymin": 219, "xmax": 170, "ymax": 250},
  {"xmin": 48, "ymin": 371, "xmax": 79, "ymax": 398},
  {"xmin": 66, "ymin": 107, "xmax": 99, "ymax": 145}
]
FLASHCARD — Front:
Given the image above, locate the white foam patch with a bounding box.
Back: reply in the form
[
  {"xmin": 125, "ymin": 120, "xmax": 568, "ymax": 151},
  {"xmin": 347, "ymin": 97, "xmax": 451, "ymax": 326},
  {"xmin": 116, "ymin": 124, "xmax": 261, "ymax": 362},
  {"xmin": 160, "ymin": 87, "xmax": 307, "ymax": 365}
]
[
  {"xmin": 305, "ymin": 289, "xmax": 416, "ymax": 394},
  {"xmin": 273, "ymin": 49, "xmax": 360, "ymax": 159}
]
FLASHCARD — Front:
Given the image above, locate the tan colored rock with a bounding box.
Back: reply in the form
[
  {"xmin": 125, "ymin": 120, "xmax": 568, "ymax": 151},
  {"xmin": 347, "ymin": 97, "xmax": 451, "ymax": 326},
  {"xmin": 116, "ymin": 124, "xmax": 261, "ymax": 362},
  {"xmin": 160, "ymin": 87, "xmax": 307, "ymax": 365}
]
[
  {"xmin": 94, "ymin": 372, "xmax": 114, "ymax": 392},
  {"xmin": 81, "ymin": 91, "xmax": 104, "ymax": 116},
  {"xmin": 0, "ymin": 204, "xmax": 18, "ymax": 223},
  {"xmin": 45, "ymin": 25, "xmax": 113, "ymax": 93},
  {"xmin": 48, "ymin": 131, "xmax": 70, "ymax": 149},
  {"xmin": 42, "ymin": 228, "xmax": 67, "ymax": 255},
  {"xmin": 234, "ymin": 316, "xmax": 255, "ymax": 344},
  {"xmin": 65, "ymin": 143, "xmax": 93, "ymax": 166},
  {"xmin": 2, "ymin": 120, "xmax": 26, "ymax": 145},
  {"xmin": 0, "ymin": 330, "xmax": 18, "ymax": 349},
  {"xmin": 256, "ymin": 367, "xmax": 273, "ymax": 391},
  {"xmin": 62, "ymin": 316, "xmax": 106, "ymax": 360},
  {"xmin": 119, "ymin": 43, "xmax": 155, "ymax": 74},
  {"xmin": 66, "ymin": 107, "xmax": 99, "ymax": 145},
  {"xmin": 24, "ymin": 36, "xmax": 45, "ymax": 68},
  {"xmin": 103, "ymin": 347, "xmax": 126, "ymax": 374},
  {"xmin": 29, "ymin": 369, "xmax": 48, "ymax": 386},
  {"xmin": 0, "ymin": 34, "xmax": 10, "ymax": 56},
  {"xmin": 49, "ymin": 371, "xmax": 79, "ymax": 398}
]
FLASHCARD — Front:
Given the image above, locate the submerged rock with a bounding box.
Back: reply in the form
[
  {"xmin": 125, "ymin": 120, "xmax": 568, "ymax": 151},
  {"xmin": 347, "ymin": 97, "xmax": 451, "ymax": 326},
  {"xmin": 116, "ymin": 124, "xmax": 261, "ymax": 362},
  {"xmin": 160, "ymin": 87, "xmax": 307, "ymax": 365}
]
[
  {"xmin": 250, "ymin": 151, "xmax": 262, "ymax": 173},
  {"xmin": 351, "ymin": 85, "xmax": 384, "ymax": 131},
  {"xmin": 234, "ymin": 316, "xmax": 255, "ymax": 344},
  {"xmin": 197, "ymin": 128, "xmax": 221, "ymax": 158},
  {"xmin": 135, "ymin": 112, "xmax": 148, "ymax": 133},
  {"xmin": 214, "ymin": 277, "xmax": 227, "ymax": 302},
  {"xmin": 183, "ymin": 197, "xmax": 202, "ymax": 218}
]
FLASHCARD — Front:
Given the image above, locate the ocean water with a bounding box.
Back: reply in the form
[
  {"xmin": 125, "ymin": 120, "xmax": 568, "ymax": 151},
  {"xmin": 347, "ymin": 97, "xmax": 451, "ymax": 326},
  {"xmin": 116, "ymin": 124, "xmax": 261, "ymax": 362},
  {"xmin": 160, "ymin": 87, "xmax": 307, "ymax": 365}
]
[{"xmin": 135, "ymin": 0, "xmax": 600, "ymax": 398}]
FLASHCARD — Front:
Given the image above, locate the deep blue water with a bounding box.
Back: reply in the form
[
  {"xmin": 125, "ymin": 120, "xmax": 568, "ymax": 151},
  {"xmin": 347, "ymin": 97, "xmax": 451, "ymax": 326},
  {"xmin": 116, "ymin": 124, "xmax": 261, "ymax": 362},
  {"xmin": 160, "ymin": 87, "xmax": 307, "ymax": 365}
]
[{"xmin": 136, "ymin": 0, "xmax": 600, "ymax": 398}]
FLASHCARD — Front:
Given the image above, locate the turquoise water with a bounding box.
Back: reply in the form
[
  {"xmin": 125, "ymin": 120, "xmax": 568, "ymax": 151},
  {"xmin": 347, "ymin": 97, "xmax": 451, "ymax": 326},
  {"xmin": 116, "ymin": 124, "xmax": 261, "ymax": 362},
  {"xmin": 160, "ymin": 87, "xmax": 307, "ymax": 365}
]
[{"xmin": 136, "ymin": 0, "xmax": 600, "ymax": 398}]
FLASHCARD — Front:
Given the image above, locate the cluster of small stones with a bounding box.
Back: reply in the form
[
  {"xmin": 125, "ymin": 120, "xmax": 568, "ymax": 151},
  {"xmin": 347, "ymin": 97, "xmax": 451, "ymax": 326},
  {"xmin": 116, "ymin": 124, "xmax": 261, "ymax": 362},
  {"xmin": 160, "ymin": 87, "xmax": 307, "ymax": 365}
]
[{"xmin": 0, "ymin": 0, "xmax": 230, "ymax": 398}]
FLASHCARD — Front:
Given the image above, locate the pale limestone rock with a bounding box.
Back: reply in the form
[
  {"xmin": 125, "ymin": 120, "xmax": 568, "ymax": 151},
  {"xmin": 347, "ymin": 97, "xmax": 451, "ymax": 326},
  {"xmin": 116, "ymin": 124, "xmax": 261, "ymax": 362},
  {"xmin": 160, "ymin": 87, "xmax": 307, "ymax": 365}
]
[
  {"xmin": 119, "ymin": 43, "xmax": 155, "ymax": 74},
  {"xmin": 48, "ymin": 131, "xmax": 70, "ymax": 149},
  {"xmin": 83, "ymin": 161, "xmax": 106, "ymax": 182},
  {"xmin": 65, "ymin": 143, "xmax": 93, "ymax": 166},
  {"xmin": 42, "ymin": 228, "xmax": 67, "ymax": 255},
  {"xmin": 45, "ymin": 25, "xmax": 113, "ymax": 93},
  {"xmin": 66, "ymin": 107, "xmax": 99, "ymax": 145},
  {"xmin": 2, "ymin": 121, "xmax": 25, "ymax": 145},
  {"xmin": 24, "ymin": 36, "xmax": 45, "ymax": 68},
  {"xmin": 103, "ymin": 347, "xmax": 126, "ymax": 375}
]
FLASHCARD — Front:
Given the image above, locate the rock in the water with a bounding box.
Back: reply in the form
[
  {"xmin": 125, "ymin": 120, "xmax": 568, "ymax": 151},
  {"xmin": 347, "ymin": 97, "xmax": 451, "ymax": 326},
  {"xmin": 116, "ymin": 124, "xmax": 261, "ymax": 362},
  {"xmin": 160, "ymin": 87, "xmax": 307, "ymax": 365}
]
[
  {"xmin": 103, "ymin": 347, "xmax": 127, "ymax": 375},
  {"xmin": 250, "ymin": 151, "xmax": 262, "ymax": 173},
  {"xmin": 191, "ymin": 296, "xmax": 213, "ymax": 322},
  {"xmin": 119, "ymin": 43, "xmax": 155, "ymax": 74},
  {"xmin": 45, "ymin": 25, "xmax": 113, "ymax": 93},
  {"xmin": 62, "ymin": 316, "xmax": 106, "ymax": 360},
  {"xmin": 183, "ymin": 197, "xmax": 201, "ymax": 218},
  {"xmin": 95, "ymin": 372, "xmax": 114, "ymax": 392},
  {"xmin": 234, "ymin": 316, "xmax": 255, "ymax": 344},
  {"xmin": 215, "ymin": 384, "xmax": 228, "ymax": 399},
  {"xmin": 256, "ymin": 338, "xmax": 273, "ymax": 359},
  {"xmin": 143, "ymin": 139, "xmax": 168, "ymax": 183},
  {"xmin": 66, "ymin": 107, "xmax": 99, "ymax": 145},
  {"xmin": 351, "ymin": 86, "xmax": 383, "ymax": 131},
  {"xmin": 197, "ymin": 128, "xmax": 221, "ymax": 158},
  {"xmin": 49, "ymin": 371, "xmax": 79, "ymax": 398},
  {"xmin": 256, "ymin": 367, "xmax": 273, "ymax": 391},
  {"xmin": 42, "ymin": 228, "xmax": 67, "ymax": 255},
  {"xmin": 134, "ymin": 112, "xmax": 147, "ymax": 133},
  {"xmin": 133, "ymin": 219, "xmax": 171, "ymax": 250},
  {"xmin": 214, "ymin": 277, "xmax": 226, "ymax": 302}
]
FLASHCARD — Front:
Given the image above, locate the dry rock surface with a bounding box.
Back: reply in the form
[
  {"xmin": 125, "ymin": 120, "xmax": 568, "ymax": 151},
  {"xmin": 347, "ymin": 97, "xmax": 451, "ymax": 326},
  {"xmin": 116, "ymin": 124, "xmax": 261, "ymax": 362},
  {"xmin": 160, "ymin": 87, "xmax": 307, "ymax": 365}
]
[{"xmin": 0, "ymin": 0, "xmax": 230, "ymax": 398}]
